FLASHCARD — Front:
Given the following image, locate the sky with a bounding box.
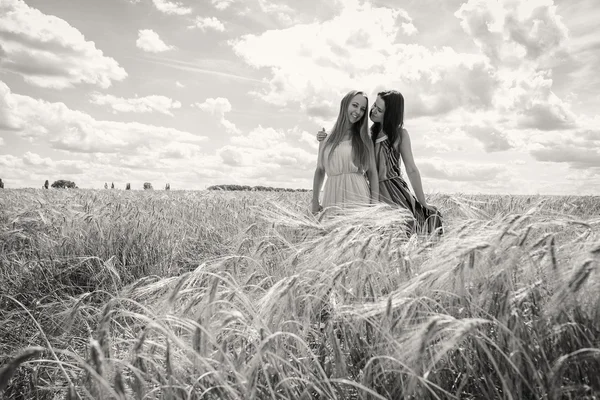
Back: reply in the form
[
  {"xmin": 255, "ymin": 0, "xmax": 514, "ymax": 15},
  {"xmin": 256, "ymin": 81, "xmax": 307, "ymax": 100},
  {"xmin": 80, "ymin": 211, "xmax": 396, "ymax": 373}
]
[{"xmin": 0, "ymin": 0, "xmax": 599, "ymax": 194}]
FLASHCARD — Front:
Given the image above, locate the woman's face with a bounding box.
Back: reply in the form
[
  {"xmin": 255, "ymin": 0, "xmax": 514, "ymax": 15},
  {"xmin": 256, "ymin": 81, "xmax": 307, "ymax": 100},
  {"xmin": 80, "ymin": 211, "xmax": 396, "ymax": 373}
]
[
  {"xmin": 347, "ymin": 94, "xmax": 367, "ymax": 124},
  {"xmin": 370, "ymin": 96, "xmax": 385, "ymax": 123}
]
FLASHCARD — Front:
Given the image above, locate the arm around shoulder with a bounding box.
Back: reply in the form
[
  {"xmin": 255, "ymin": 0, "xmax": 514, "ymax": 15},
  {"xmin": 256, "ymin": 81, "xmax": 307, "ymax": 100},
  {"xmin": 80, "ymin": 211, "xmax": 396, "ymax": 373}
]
[{"xmin": 311, "ymin": 140, "xmax": 326, "ymax": 213}]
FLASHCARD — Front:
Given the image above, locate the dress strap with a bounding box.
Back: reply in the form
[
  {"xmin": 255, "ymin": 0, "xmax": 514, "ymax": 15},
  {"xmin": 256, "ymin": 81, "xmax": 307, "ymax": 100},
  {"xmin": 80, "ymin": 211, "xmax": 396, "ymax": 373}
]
[{"xmin": 375, "ymin": 134, "xmax": 388, "ymax": 144}]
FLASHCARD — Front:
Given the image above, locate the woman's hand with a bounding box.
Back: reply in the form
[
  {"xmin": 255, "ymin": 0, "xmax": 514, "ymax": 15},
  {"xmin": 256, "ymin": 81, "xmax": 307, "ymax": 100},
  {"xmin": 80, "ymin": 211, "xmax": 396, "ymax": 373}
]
[
  {"xmin": 311, "ymin": 202, "xmax": 323, "ymax": 214},
  {"xmin": 316, "ymin": 127, "xmax": 327, "ymax": 142},
  {"xmin": 423, "ymin": 203, "xmax": 438, "ymax": 213}
]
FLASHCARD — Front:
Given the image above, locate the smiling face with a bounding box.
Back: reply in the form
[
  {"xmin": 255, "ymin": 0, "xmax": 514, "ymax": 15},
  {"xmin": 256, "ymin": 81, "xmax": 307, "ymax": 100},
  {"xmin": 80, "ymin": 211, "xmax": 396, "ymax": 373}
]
[
  {"xmin": 369, "ymin": 95, "xmax": 385, "ymax": 123},
  {"xmin": 347, "ymin": 94, "xmax": 367, "ymax": 124}
]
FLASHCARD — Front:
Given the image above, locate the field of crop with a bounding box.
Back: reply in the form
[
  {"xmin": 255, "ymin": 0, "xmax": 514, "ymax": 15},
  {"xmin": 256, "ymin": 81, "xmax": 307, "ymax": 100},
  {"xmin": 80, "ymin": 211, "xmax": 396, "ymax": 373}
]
[{"xmin": 1, "ymin": 189, "xmax": 599, "ymax": 399}]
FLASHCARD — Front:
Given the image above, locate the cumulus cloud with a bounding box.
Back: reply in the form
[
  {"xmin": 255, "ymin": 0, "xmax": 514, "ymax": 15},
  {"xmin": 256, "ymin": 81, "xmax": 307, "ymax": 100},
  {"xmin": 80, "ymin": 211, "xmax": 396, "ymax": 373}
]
[
  {"xmin": 252, "ymin": 0, "xmax": 297, "ymax": 25},
  {"xmin": 211, "ymin": 0, "xmax": 235, "ymax": 10},
  {"xmin": 455, "ymin": 0, "xmax": 569, "ymax": 66},
  {"xmin": 530, "ymin": 129, "xmax": 600, "ymax": 170},
  {"xmin": 151, "ymin": 0, "xmax": 192, "ymax": 15},
  {"xmin": 0, "ymin": 152, "xmax": 85, "ymax": 186},
  {"xmin": 510, "ymin": 73, "xmax": 576, "ymax": 130},
  {"xmin": 464, "ymin": 124, "xmax": 513, "ymax": 152},
  {"xmin": 0, "ymin": 0, "xmax": 127, "ymax": 89},
  {"xmin": 192, "ymin": 97, "xmax": 240, "ymax": 134},
  {"xmin": 0, "ymin": 81, "xmax": 206, "ymax": 154},
  {"xmin": 298, "ymin": 131, "xmax": 319, "ymax": 150},
  {"xmin": 193, "ymin": 97, "xmax": 231, "ymax": 114},
  {"xmin": 89, "ymin": 92, "xmax": 182, "ymax": 116},
  {"xmin": 230, "ymin": 1, "xmax": 498, "ymax": 119},
  {"xmin": 456, "ymin": 0, "xmax": 576, "ymax": 131},
  {"xmin": 419, "ymin": 158, "xmax": 505, "ymax": 182},
  {"xmin": 136, "ymin": 29, "xmax": 174, "ymax": 52},
  {"xmin": 188, "ymin": 16, "xmax": 225, "ymax": 32},
  {"xmin": 159, "ymin": 142, "xmax": 203, "ymax": 159},
  {"xmin": 216, "ymin": 130, "xmax": 316, "ymax": 182},
  {"xmin": 230, "ymin": 125, "xmax": 285, "ymax": 149},
  {"xmin": 0, "ymin": 81, "xmax": 21, "ymax": 130},
  {"xmin": 218, "ymin": 146, "xmax": 244, "ymax": 167}
]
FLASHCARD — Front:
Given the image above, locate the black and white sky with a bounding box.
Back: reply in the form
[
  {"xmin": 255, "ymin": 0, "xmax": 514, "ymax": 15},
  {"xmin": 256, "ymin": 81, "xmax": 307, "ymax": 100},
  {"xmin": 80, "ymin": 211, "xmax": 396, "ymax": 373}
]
[{"xmin": 1, "ymin": 0, "xmax": 599, "ymax": 193}]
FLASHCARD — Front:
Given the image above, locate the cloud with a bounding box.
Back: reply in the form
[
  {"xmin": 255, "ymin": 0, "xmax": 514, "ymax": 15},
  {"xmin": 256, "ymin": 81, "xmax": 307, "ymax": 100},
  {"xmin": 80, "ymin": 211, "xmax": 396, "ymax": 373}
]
[
  {"xmin": 0, "ymin": 81, "xmax": 22, "ymax": 130},
  {"xmin": 188, "ymin": 16, "xmax": 225, "ymax": 32},
  {"xmin": 89, "ymin": 92, "xmax": 182, "ymax": 116},
  {"xmin": 176, "ymin": 81, "xmax": 185, "ymax": 88},
  {"xmin": 22, "ymin": 151, "xmax": 53, "ymax": 167},
  {"xmin": 0, "ymin": 80, "xmax": 206, "ymax": 154},
  {"xmin": 530, "ymin": 129, "xmax": 600, "ymax": 170},
  {"xmin": 193, "ymin": 97, "xmax": 231, "ymax": 114},
  {"xmin": 136, "ymin": 29, "xmax": 174, "ymax": 53},
  {"xmin": 455, "ymin": 0, "xmax": 569, "ymax": 66},
  {"xmin": 215, "ymin": 126, "xmax": 316, "ymax": 184},
  {"xmin": 211, "ymin": 0, "xmax": 235, "ymax": 10},
  {"xmin": 230, "ymin": 1, "xmax": 498, "ymax": 119},
  {"xmin": 151, "ymin": 0, "xmax": 192, "ymax": 15},
  {"xmin": 511, "ymin": 74, "xmax": 576, "ymax": 130},
  {"xmin": 0, "ymin": 0, "xmax": 127, "ymax": 89},
  {"xmin": 159, "ymin": 142, "xmax": 203, "ymax": 159},
  {"xmin": 419, "ymin": 158, "xmax": 504, "ymax": 182},
  {"xmin": 252, "ymin": 0, "xmax": 296, "ymax": 25},
  {"xmin": 456, "ymin": 0, "xmax": 578, "ymax": 132},
  {"xmin": 218, "ymin": 146, "xmax": 243, "ymax": 167},
  {"xmin": 0, "ymin": 152, "xmax": 85, "ymax": 184},
  {"xmin": 192, "ymin": 97, "xmax": 240, "ymax": 134},
  {"xmin": 230, "ymin": 125, "xmax": 285, "ymax": 149},
  {"xmin": 298, "ymin": 131, "xmax": 319, "ymax": 150},
  {"xmin": 0, "ymin": 137, "xmax": 4, "ymax": 146},
  {"xmin": 0, "ymin": 151, "xmax": 208, "ymax": 189},
  {"xmin": 464, "ymin": 124, "xmax": 513, "ymax": 152}
]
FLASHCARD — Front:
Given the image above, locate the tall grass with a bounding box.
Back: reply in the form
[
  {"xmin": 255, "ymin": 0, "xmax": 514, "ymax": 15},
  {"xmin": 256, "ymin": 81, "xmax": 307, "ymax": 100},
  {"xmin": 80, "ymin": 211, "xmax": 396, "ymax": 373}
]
[{"xmin": 1, "ymin": 189, "xmax": 599, "ymax": 399}]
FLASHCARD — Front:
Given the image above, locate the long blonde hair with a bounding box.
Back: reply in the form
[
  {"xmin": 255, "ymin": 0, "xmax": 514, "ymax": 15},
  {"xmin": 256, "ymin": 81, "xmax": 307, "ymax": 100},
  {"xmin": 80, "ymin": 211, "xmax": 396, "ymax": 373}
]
[{"xmin": 322, "ymin": 90, "xmax": 373, "ymax": 171}]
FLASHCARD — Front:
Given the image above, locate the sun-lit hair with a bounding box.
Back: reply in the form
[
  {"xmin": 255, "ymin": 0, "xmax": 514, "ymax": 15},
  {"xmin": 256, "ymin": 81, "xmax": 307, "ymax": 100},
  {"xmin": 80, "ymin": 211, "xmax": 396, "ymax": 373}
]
[
  {"xmin": 322, "ymin": 90, "xmax": 373, "ymax": 171},
  {"xmin": 370, "ymin": 90, "xmax": 404, "ymax": 150}
]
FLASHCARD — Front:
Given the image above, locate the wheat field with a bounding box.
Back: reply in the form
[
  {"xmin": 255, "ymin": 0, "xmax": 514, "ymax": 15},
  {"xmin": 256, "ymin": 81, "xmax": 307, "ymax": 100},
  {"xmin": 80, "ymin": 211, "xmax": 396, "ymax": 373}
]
[{"xmin": 1, "ymin": 189, "xmax": 599, "ymax": 399}]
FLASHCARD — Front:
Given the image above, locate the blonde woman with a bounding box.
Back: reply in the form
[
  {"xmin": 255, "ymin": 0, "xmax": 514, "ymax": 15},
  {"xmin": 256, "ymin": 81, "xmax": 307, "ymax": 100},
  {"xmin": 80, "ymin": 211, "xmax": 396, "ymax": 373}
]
[{"xmin": 312, "ymin": 90, "xmax": 379, "ymax": 213}]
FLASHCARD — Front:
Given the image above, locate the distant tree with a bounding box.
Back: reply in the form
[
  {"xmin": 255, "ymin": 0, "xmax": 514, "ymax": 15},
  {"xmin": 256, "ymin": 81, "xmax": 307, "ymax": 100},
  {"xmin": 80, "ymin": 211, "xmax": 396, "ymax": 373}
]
[
  {"xmin": 51, "ymin": 180, "xmax": 77, "ymax": 189},
  {"xmin": 43, "ymin": 180, "xmax": 49, "ymax": 189},
  {"xmin": 0, "ymin": 178, "xmax": 4, "ymax": 189},
  {"xmin": 104, "ymin": 182, "xmax": 108, "ymax": 189},
  {"xmin": 126, "ymin": 183, "xmax": 131, "ymax": 190},
  {"xmin": 165, "ymin": 183, "xmax": 170, "ymax": 191},
  {"xmin": 111, "ymin": 182, "xmax": 115, "ymax": 189},
  {"xmin": 143, "ymin": 182, "xmax": 153, "ymax": 190},
  {"xmin": 208, "ymin": 184, "xmax": 309, "ymax": 192}
]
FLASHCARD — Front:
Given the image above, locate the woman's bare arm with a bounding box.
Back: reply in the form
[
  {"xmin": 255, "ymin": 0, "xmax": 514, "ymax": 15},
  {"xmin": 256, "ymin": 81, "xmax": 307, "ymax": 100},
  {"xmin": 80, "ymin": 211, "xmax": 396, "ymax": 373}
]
[
  {"xmin": 312, "ymin": 140, "xmax": 326, "ymax": 213},
  {"xmin": 398, "ymin": 129, "xmax": 428, "ymax": 206}
]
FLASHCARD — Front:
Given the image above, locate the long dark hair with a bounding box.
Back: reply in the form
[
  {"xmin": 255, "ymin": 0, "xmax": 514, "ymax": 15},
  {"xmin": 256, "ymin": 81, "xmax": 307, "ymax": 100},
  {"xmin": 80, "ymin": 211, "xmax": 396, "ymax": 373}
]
[
  {"xmin": 370, "ymin": 90, "xmax": 404, "ymax": 150},
  {"xmin": 322, "ymin": 90, "xmax": 372, "ymax": 171}
]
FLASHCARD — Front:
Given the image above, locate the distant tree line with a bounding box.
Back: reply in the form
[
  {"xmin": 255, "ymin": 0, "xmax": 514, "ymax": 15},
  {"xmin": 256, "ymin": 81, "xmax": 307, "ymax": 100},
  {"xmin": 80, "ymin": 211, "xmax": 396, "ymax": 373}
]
[
  {"xmin": 207, "ymin": 184, "xmax": 309, "ymax": 192},
  {"xmin": 0, "ymin": 178, "xmax": 306, "ymax": 192}
]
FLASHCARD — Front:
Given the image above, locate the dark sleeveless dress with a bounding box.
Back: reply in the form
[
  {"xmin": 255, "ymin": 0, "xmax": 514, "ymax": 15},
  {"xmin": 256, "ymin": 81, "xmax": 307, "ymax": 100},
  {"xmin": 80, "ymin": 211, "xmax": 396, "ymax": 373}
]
[{"xmin": 374, "ymin": 134, "xmax": 443, "ymax": 235}]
